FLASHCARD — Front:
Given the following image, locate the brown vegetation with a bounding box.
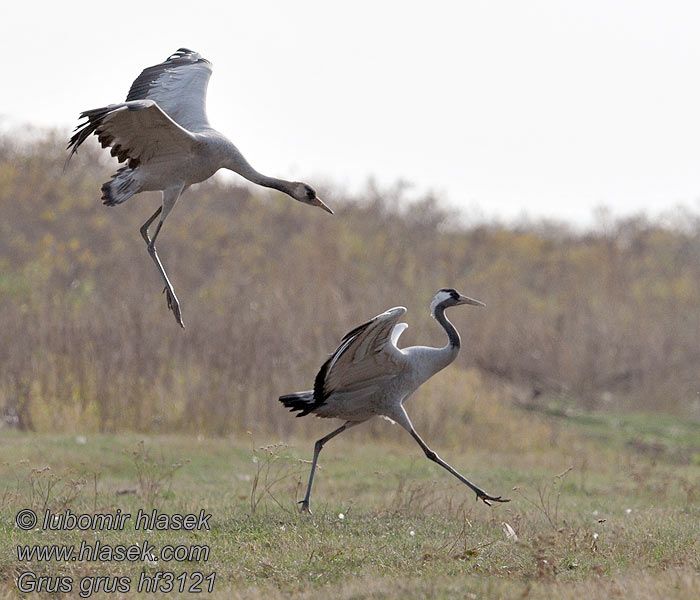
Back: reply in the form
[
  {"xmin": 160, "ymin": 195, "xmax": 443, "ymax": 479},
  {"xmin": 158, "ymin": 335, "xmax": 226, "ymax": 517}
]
[{"xmin": 1, "ymin": 132, "xmax": 699, "ymax": 434}]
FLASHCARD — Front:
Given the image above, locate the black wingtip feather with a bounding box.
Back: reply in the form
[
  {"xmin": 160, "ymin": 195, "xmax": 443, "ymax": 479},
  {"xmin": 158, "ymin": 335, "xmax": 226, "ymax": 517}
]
[
  {"xmin": 166, "ymin": 48, "xmax": 211, "ymax": 64},
  {"xmin": 66, "ymin": 106, "xmax": 114, "ymax": 161}
]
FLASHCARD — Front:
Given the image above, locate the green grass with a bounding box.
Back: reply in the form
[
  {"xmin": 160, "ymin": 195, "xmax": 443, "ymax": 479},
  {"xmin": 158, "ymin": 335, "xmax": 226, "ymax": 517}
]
[{"xmin": 1, "ymin": 409, "xmax": 699, "ymax": 599}]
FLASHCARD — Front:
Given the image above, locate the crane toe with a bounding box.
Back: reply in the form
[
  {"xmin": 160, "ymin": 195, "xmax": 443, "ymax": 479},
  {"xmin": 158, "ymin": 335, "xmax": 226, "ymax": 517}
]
[
  {"xmin": 163, "ymin": 286, "xmax": 185, "ymax": 328},
  {"xmin": 476, "ymin": 492, "xmax": 511, "ymax": 506}
]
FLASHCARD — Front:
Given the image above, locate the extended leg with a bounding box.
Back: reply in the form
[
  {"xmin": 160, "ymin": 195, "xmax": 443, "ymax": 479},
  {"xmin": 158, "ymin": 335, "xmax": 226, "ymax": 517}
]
[
  {"xmin": 139, "ymin": 187, "xmax": 184, "ymax": 327},
  {"xmin": 139, "ymin": 206, "xmax": 162, "ymax": 244},
  {"xmin": 300, "ymin": 422, "xmax": 356, "ymax": 513},
  {"xmin": 390, "ymin": 406, "xmax": 509, "ymax": 506}
]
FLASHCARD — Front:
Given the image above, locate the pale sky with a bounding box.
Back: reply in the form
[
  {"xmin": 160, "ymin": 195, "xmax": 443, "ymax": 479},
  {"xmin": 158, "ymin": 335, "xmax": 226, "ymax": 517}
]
[{"xmin": 3, "ymin": 1, "xmax": 700, "ymax": 225}]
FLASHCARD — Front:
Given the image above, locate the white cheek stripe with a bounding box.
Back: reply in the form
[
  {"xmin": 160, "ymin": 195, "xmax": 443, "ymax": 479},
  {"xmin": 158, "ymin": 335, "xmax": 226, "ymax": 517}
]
[{"xmin": 430, "ymin": 291, "xmax": 452, "ymax": 316}]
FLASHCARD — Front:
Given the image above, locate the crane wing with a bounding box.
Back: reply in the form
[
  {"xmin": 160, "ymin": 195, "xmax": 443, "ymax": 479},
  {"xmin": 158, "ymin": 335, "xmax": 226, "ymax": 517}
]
[
  {"xmin": 391, "ymin": 322, "xmax": 409, "ymax": 347},
  {"xmin": 67, "ymin": 100, "xmax": 198, "ymax": 168},
  {"xmin": 125, "ymin": 48, "xmax": 213, "ymax": 132},
  {"xmin": 313, "ymin": 307, "xmax": 408, "ymax": 405}
]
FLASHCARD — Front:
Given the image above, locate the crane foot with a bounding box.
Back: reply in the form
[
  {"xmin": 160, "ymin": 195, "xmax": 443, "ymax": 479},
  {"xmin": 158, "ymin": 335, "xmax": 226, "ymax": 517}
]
[
  {"xmin": 163, "ymin": 285, "xmax": 184, "ymax": 328},
  {"xmin": 298, "ymin": 500, "xmax": 312, "ymax": 514},
  {"xmin": 476, "ymin": 491, "xmax": 510, "ymax": 506}
]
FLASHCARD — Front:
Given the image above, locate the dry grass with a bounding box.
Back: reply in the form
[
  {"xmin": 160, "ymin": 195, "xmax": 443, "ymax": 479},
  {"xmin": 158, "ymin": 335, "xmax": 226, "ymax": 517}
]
[
  {"xmin": 1, "ymin": 132, "xmax": 700, "ymax": 437},
  {"xmin": 2, "ymin": 127, "xmax": 699, "ymax": 597},
  {"xmin": 0, "ymin": 390, "xmax": 698, "ymax": 598}
]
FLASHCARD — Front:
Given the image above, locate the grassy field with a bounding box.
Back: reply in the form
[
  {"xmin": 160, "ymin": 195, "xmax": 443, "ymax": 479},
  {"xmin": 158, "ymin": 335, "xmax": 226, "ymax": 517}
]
[
  {"xmin": 1, "ymin": 382, "xmax": 698, "ymax": 599},
  {"xmin": 1, "ymin": 136, "xmax": 699, "ymax": 597}
]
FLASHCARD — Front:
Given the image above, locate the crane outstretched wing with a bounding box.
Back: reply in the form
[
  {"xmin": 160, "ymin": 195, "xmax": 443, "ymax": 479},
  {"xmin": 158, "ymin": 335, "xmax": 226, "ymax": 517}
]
[
  {"xmin": 313, "ymin": 307, "xmax": 409, "ymax": 406},
  {"xmin": 126, "ymin": 48, "xmax": 213, "ymax": 132},
  {"xmin": 66, "ymin": 100, "xmax": 198, "ymax": 168}
]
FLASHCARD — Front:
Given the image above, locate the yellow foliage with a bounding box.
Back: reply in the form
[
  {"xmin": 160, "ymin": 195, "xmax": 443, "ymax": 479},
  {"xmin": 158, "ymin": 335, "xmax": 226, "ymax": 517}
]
[{"xmin": 0, "ymin": 133, "xmax": 699, "ymax": 434}]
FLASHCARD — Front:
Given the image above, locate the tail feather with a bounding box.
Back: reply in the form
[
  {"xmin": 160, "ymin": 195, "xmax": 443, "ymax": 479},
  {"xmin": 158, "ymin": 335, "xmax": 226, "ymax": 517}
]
[
  {"xmin": 279, "ymin": 391, "xmax": 315, "ymax": 417},
  {"xmin": 101, "ymin": 166, "xmax": 140, "ymax": 206}
]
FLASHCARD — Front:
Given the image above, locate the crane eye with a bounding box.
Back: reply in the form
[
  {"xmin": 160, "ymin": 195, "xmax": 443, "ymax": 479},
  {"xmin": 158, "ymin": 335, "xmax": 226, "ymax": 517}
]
[{"xmin": 306, "ymin": 190, "xmax": 315, "ymax": 199}]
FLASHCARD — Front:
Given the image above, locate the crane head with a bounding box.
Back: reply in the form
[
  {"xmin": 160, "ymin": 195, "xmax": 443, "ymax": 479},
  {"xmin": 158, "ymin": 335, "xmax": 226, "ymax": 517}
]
[
  {"xmin": 430, "ymin": 288, "xmax": 485, "ymax": 317},
  {"xmin": 291, "ymin": 183, "xmax": 333, "ymax": 214}
]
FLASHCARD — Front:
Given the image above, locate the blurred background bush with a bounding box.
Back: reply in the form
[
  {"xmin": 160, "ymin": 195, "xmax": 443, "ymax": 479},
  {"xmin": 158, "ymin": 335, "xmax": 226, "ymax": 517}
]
[{"xmin": 1, "ymin": 131, "xmax": 699, "ymax": 436}]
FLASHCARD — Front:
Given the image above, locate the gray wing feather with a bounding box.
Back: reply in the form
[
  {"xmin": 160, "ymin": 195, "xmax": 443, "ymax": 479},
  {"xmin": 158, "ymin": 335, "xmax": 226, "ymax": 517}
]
[
  {"xmin": 67, "ymin": 100, "xmax": 197, "ymax": 167},
  {"xmin": 125, "ymin": 48, "xmax": 213, "ymax": 132},
  {"xmin": 316, "ymin": 307, "xmax": 408, "ymax": 402},
  {"xmin": 390, "ymin": 323, "xmax": 408, "ymax": 348}
]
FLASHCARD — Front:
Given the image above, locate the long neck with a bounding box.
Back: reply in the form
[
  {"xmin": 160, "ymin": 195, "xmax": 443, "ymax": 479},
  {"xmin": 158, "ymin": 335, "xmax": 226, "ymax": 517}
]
[
  {"xmin": 406, "ymin": 304, "xmax": 461, "ymax": 382},
  {"xmin": 224, "ymin": 143, "xmax": 294, "ymax": 195},
  {"xmin": 433, "ymin": 304, "xmax": 461, "ymax": 367}
]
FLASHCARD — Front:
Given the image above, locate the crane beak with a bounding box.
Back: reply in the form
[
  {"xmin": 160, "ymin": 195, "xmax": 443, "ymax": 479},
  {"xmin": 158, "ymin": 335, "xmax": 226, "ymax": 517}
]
[
  {"xmin": 457, "ymin": 294, "xmax": 486, "ymax": 307},
  {"xmin": 313, "ymin": 197, "xmax": 334, "ymax": 214}
]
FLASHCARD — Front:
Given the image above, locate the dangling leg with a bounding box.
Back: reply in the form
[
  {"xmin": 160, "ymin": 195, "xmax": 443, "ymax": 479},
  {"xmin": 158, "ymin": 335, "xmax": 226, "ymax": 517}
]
[
  {"xmin": 139, "ymin": 185, "xmax": 185, "ymax": 327},
  {"xmin": 389, "ymin": 406, "xmax": 509, "ymax": 506},
  {"xmin": 300, "ymin": 421, "xmax": 357, "ymax": 513}
]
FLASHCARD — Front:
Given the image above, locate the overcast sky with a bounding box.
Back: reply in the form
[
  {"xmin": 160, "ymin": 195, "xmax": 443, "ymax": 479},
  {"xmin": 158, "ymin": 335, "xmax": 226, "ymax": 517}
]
[{"xmin": 3, "ymin": 1, "xmax": 700, "ymax": 225}]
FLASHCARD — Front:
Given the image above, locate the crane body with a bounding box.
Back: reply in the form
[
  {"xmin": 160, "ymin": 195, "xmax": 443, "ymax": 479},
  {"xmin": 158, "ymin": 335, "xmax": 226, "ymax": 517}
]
[
  {"xmin": 67, "ymin": 49, "xmax": 331, "ymax": 327},
  {"xmin": 280, "ymin": 288, "xmax": 510, "ymax": 512}
]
